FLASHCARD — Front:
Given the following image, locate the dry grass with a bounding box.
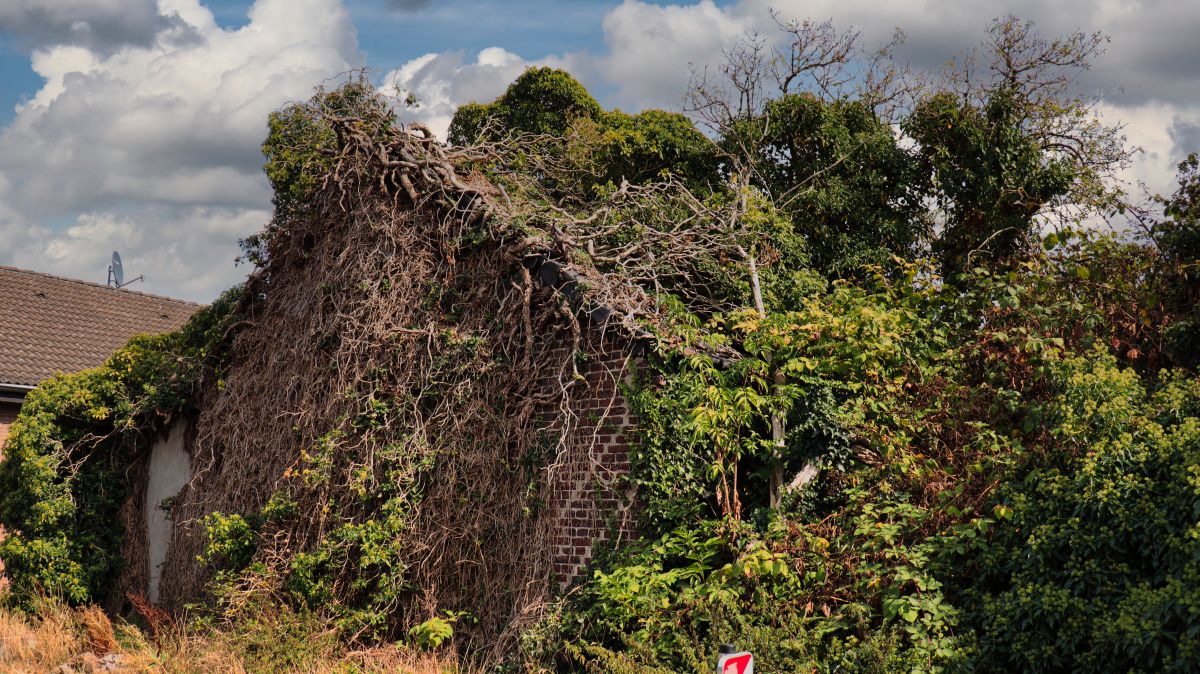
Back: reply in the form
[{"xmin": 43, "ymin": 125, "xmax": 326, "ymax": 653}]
[
  {"xmin": 0, "ymin": 529, "xmax": 9, "ymax": 599},
  {"xmin": 0, "ymin": 602, "xmax": 459, "ymax": 673}
]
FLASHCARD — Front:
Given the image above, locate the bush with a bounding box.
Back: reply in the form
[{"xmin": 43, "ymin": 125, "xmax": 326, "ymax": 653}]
[{"xmin": 957, "ymin": 352, "xmax": 1200, "ymax": 672}]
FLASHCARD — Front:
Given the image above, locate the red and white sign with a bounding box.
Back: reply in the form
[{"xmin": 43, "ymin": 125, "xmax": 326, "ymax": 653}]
[{"xmin": 716, "ymin": 651, "xmax": 754, "ymax": 674}]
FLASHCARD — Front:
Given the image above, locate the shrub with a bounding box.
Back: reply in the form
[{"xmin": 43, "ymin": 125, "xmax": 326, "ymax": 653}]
[{"xmin": 957, "ymin": 351, "xmax": 1200, "ymax": 672}]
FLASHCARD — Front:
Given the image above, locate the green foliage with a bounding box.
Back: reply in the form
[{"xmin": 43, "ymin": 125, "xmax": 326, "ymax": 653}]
[
  {"xmin": 249, "ymin": 78, "xmax": 393, "ymax": 266},
  {"xmin": 592, "ymin": 264, "xmax": 985, "ymax": 672},
  {"xmin": 183, "ymin": 596, "xmax": 356, "ymax": 672},
  {"xmin": 957, "ymin": 352, "xmax": 1200, "ymax": 672},
  {"xmin": 0, "ymin": 367, "xmax": 139, "ymax": 605},
  {"xmin": 901, "ymin": 17, "xmax": 1129, "ymax": 282},
  {"xmin": 555, "ymin": 519, "xmax": 974, "ymax": 673},
  {"xmin": 265, "ymin": 423, "xmax": 427, "ymax": 638},
  {"xmin": 906, "ymin": 88, "xmax": 1074, "ymax": 280},
  {"xmin": 630, "ymin": 263, "xmax": 942, "ymax": 529},
  {"xmin": 449, "ymin": 68, "xmax": 717, "ymax": 193},
  {"xmin": 200, "ymin": 512, "xmax": 258, "ymax": 571},
  {"xmin": 575, "ymin": 109, "xmax": 717, "ymax": 191},
  {"xmin": 568, "ymin": 523, "xmax": 796, "ymax": 672},
  {"xmin": 408, "ymin": 611, "xmax": 471, "ymax": 650},
  {"xmin": 1158, "ymin": 154, "xmax": 1200, "ymax": 260},
  {"xmin": 0, "ymin": 288, "xmax": 243, "ymax": 607},
  {"xmin": 752, "ymin": 94, "xmax": 932, "ymax": 278},
  {"xmin": 447, "ymin": 67, "xmax": 601, "ymax": 143},
  {"xmin": 1154, "ymin": 153, "xmax": 1200, "ymax": 367},
  {"xmin": 566, "ymin": 232, "xmax": 1200, "ymax": 672},
  {"xmin": 261, "ymin": 97, "xmax": 333, "ymax": 220}
]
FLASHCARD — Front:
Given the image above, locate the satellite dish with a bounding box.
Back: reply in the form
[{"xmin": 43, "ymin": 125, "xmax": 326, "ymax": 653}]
[
  {"xmin": 111, "ymin": 251, "xmax": 124, "ymax": 288},
  {"xmin": 107, "ymin": 250, "xmax": 143, "ymax": 288}
]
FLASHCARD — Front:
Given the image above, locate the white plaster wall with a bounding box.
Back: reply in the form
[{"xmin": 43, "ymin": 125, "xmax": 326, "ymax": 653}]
[{"xmin": 144, "ymin": 421, "xmax": 191, "ymax": 604}]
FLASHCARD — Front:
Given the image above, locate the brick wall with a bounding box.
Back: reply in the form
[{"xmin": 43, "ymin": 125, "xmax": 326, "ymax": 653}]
[
  {"xmin": 0, "ymin": 401, "xmax": 20, "ymax": 458},
  {"xmin": 539, "ymin": 328, "xmax": 641, "ymax": 585}
]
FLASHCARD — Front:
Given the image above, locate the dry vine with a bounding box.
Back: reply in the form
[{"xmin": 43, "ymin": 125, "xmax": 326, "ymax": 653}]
[{"xmin": 147, "ymin": 82, "xmax": 743, "ymax": 666}]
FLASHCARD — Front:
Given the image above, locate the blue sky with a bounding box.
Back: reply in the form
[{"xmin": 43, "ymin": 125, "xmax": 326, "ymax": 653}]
[
  {"xmin": 0, "ymin": 0, "xmax": 726, "ymax": 124},
  {"xmin": 0, "ymin": 1, "xmax": 611, "ymax": 123},
  {"xmin": 0, "ymin": 0, "xmax": 1195, "ymax": 302},
  {"xmin": 0, "ymin": 46, "xmax": 39, "ymax": 124}
]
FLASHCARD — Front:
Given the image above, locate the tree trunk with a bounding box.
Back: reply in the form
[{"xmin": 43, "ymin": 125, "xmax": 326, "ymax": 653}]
[{"xmin": 746, "ymin": 250, "xmax": 787, "ymax": 509}]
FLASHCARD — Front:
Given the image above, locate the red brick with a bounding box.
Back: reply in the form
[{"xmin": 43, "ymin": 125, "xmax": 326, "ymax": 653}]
[{"xmin": 537, "ymin": 327, "xmax": 641, "ymax": 586}]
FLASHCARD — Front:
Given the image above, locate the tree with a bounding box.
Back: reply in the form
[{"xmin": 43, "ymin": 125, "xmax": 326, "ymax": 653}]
[
  {"xmin": 568, "ymin": 109, "xmax": 718, "ymax": 192},
  {"xmin": 755, "ymin": 93, "xmax": 931, "ymax": 277},
  {"xmin": 906, "ymin": 17, "xmax": 1131, "ymax": 281},
  {"xmin": 684, "ymin": 18, "xmax": 920, "ymax": 505},
  {"xmin": 447, "ymin": 67, "xmax": 601, "ymax": 143},
  {"xmin": 251, "ymin": 78, "xmax": 393, "ymax": 267},
  {"xmin": 1157, "ymin": 153, "xmax": 1200, "ymax": 263},
  {"xmin": 907, "ymin": 87, "xmax": 1075, "ymax": 279},
  {"xmin": 449, "ymin": 68, "xmax": 717, "ymax": 192},
  {"xmin": 1154, "ymin": 153, "xmax": 1200, "ymax": 366}
]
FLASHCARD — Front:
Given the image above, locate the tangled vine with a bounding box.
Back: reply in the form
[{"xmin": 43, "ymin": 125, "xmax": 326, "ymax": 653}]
[{"xmin": 135, "ymin": 80, "xmax": 746, "ymax": 665}]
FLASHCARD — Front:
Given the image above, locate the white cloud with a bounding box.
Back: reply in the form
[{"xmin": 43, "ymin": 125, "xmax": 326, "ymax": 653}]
[
  {"xmin": 1097, "ymin": 101, "xmax": 1190, "ymax": 201},
  {"xmin": 1169, "ymin": 115, "xmax": 1200, "ymax": 164},
  {"xmin": 13, "ymin": 207, "xmax": 270, "ymax": 300},
  {"xmin": 0, "ymin": 0, "xmax": 183, "ymax": 53},
  {"xmin": 380, "ymin": 46, "xmax": 558, "ymax": 138},
  {"xmin": 0, "ymin": 0, "xmax": 362, "ymax": 301},
  {"xmin": 377, "ymin": 0, "xmax": 755, "ymax": 138},
  {"xmin": 596, "ymin": 0, "xmax": 754, "ymax": 111},
  {"xmin": 388, "ymin": 0, "xmax": 1197, "ymax": 207}
]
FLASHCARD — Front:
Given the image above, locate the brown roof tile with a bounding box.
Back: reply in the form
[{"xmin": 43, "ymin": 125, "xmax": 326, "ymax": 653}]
[{"xmin": 0, "ymin": 266, "xmax": 200, "ymax": 388}]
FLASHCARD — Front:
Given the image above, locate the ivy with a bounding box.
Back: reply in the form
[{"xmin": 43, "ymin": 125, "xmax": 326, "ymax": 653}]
[{"xmin": 0, "ymin": 288, "xmax": 243, "ymax": 607}]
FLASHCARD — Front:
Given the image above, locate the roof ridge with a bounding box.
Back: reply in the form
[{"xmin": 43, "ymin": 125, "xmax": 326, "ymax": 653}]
[{"xmin": 0, "ymin": 265, "xmax": 202, "ymax": 307}]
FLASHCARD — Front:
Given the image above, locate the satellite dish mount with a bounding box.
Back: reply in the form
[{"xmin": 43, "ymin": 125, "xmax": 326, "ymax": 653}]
[{"xmin": 107, "ymin": 251, "xmax": 144, "ymax": 288}]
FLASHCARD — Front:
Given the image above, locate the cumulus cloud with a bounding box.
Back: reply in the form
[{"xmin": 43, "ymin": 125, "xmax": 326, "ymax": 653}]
[
  {"xmin": 1094, "ymin": 101, "xmax": 1183, "ymax": 201},
  {"xmin": 3, "ymin": 0, "xmax": 1196, "ymax": 300},
  {"xmin": 576, "ymin": 0, "xmax": 1198, "ymax": 111},
  {"xmin": 381, "ymin": 47, "xmax": 559, "ymax": 137},
  {"xmin": 1170, "ymin": 117, "xmax": 1200, "ymax": 162},
  {"xmin": 0, "ymin": 0, "xmax": 186, "ymax": 53},
  {"xmin": 596, "ymin": 0, "xmax": 754, "ymax": 111},
  {"xmin": 0, "ymin": 0, "xmax": 362, "ymax": 301},
  {"xmin": 391, "ymin": 0, "xmax": 1197, "ymax": 205},
  {"xmin": 24, "ymin": 207, "xmax": 271, "ymax": 300}
]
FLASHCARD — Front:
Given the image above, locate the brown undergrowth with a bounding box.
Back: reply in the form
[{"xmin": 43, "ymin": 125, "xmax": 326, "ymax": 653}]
[{"xmin": 0, "ymin": 600, "xmax": 458, "ymax": 673}]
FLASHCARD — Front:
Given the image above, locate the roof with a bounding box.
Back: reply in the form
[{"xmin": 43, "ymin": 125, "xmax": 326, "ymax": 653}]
[{"xmin": 0, "ymin": 266, "xmax": 200, "ymax": 388}]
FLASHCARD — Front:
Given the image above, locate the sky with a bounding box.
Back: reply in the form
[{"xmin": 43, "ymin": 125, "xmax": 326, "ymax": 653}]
[{"xmin": 0, "ymin": 0, "xmax": 1196, "ymax": 303}]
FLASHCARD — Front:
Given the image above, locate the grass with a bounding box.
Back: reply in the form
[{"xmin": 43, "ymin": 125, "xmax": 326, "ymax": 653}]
[{"xmin": 0, "ymin": 599, "xmax": 459, "ymax": 673}]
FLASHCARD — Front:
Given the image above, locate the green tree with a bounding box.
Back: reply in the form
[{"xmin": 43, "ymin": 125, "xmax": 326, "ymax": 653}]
[
  {"xmin": 248, "ymin": 79, "xmax": 392, "ymax": 267},
  {"xmin": 755, "ymin": 93, "xmax": 931, "ymax": 277},
  {"xmin": 262, "ymin": 79, "xmax": 389, "ymax": 219},
  {"xmin": 572, "ymin": 108, "xmax": 717, "ymax": 191},
  {"xmin": 449, "ymin": 68, "xmax": 717, "ymax": 191},
  {"xmin": 683, "ymin": 19, "xmax": 921, "ymax": 504},
  {"xmin": 447, "ymin": 67, "xmax": 601, "ymax": 143},
  {"xmin": 907, "ymin": 88, "xmax": 1074, "ymax": 279},
  {"xmin": 906, "ymin": 17, "xmax": 1130, "ymax": 281},
  {"xmin": 1154, "ymin": 153, "xmax": 1200, "ymax": 366}
]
